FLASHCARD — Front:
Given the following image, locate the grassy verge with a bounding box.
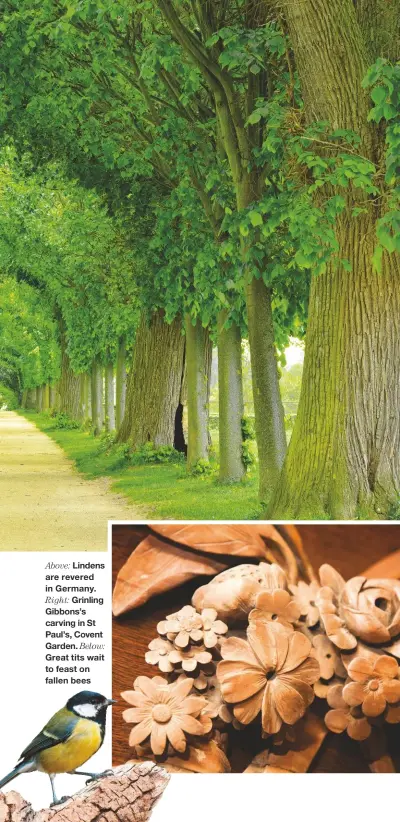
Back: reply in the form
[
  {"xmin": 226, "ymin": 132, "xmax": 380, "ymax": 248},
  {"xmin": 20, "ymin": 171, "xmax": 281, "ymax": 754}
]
[{"xmin": 21, "ymin": 411, "xmax": 262, "ymax": 520}]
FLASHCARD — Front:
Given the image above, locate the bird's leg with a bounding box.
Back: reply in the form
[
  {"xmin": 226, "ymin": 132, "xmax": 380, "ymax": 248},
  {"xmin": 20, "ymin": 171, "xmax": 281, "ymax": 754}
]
[
  {"xmin": 69, "ymin": 769, "xmax": 113, "ymax": 783},
  {"xmin": 49, "ymin": 774, "xmax": 70, "ymax": 807}
]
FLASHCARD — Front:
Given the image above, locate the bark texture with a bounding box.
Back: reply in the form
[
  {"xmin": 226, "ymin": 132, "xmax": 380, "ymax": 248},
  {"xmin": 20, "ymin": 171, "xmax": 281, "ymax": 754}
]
[
  {"xmin": 0, "ymin": 763, "xmax": 169, "ymax": 822},
  {"xmin": 185, "ymin": 315, "xmax": 212, "ymax": 469},
  {"xmin": 105, "ymin": 363, "xmax": 116, "ymax": 431},
  {"xmin": 269, "ymin": 0, "xmax": 400, "ymax": 518},
  {"xmin": 36, "ymin": 386, "xmax": 43, "ymax": 412},
  {"xmin": 117, "ymin": 311, "xmax": 185, "ymax": 448},
  {"xmin": 217, "ymin": 312, "xmax": 245, "ymax": 482},
  {"xmin": 91, "ymin": 358, "xmax": 104, "ymax": 436},
  {"xmin": 115, "ymin": 337, "xmax": 127, "ymax": 431}
]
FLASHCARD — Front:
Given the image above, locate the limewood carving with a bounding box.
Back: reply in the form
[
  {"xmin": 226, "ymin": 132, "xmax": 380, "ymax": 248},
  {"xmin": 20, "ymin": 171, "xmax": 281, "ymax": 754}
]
[{"xmin": 115, "ymin": 526, "xmax": 400, "ymax": 773}]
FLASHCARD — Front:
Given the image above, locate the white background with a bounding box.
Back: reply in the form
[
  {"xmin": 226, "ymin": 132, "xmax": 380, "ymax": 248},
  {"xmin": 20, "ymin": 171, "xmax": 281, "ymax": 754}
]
[{"xmin": 0, "ymin": 552, "xmax": 112, "ymax": 809}]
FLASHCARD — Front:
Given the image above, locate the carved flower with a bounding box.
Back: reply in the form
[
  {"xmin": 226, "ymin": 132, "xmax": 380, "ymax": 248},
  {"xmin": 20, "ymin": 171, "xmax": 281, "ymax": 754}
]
[
  {"xmin": 122, "ymin": 675, "xmax": 212, "ymax": 755},
  {"xmin": 217, "ymin": 621, "xmax": 319, "ymax": 735},
  {"xmin": 311, "ymin": 634, "xmax": 347, "ymax": 684},
  {"xmin": 145, "ymin": 638, "xmax": 174, "ymax": 673},
  {"xmin": 157, "ymin": 605, "xmax": 203, "ymax": 648},
  {"xmin": 342, "ymin": 655, "xmax": 400, "ymax": 717},
  {"xmin": 168, "ymin": 644, "xmax": 213, "ymax": 672},
  {"xmin": 317, "ymin": 565, "xmax": 400, "ymax": 655},
  {"xmin": 200, "ymin": 608, "xmax": 228, "ymax": 648},
  {"xmin": 324, "ymin": 682, "xmax": 371, "ymax": 740},
  {"xmin": 249, "ymin": 589, "xmax": 301, "ymax": 630},
  {"xmin": 289, "ymin": 581, "xmax": 320, "ymax": 628}
]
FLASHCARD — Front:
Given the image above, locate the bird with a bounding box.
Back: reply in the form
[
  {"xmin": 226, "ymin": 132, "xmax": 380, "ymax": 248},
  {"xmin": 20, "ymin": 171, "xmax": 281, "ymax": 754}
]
[{"xmin": 0, "ymin": 690, "xmax": 115, "ymax": 806}]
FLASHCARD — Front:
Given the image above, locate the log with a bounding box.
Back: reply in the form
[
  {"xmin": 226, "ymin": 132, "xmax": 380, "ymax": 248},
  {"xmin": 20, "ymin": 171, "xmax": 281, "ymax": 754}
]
[{"xmin": 0, "ymin": 763, "xmax": 169, "ymax": 822}]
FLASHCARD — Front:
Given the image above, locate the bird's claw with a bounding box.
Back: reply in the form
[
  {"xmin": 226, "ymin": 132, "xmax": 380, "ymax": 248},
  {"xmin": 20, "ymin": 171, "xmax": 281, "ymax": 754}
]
[
  {"xmin": 85, "ymin": 770, "xmax": 113, "ymax": 785},
  {"xmin": 50, "ymin": 796, "xmax": 70, "ymax": 807}
]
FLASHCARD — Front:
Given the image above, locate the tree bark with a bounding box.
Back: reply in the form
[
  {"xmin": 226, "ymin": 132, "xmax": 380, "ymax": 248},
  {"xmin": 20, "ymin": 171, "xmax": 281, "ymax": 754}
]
[
  {"xmin": 42, "ymin": 384, "xmax": 50, "ymax": 412},
  {"xmin": 217, "ymin": 311, "xmax": 245, "ymax": 482},
  {"xmin": 117, "ymin": 311, "xmax": 185, "ymax": 449},
  {"xmin": 246, "ymin": 277, "xmax": 287, "ymax": 502},
  {"xmin": 26, "ymin": 388, "xmax": 37, "ymax": 410},
  {"xmin": 116, "ymin": 337, "xmax": 127, "ymax": 431},
  {"xmin": 59, "ymin": 327, "xmax": 81, "ymax": 420},
  {"xmin": 21, "ymin": 389, "xmax": 28, "ymax": 409},
  {"xmin": 0, "ymin": 763, "xmax": 169, "ymax": 822},
  {"xmin": 91, "ymin": 358, "xmax": 104, "ymax": 436},
  {"xmin": 269, "ymin": 0, "xmax": 400, "ymax": 518},
  {"xmin": 79, "ymin": 373, "xmax": 90, "ymax": 423},
  {"xmin": 185, "ymin": 315, "xmax": 212, "ymax": 469},
  {"xmin": 105, "ymin": 362, "xmax": 116, "ymax": 431},
  {"xmin": 36, "ymin": 385, "xmax": 43, "ymax": 412}
]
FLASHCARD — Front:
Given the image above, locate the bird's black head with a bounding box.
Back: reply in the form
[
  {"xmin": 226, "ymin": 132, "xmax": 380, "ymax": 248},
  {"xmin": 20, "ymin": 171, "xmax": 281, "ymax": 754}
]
[{"xmin": 66, "ymin": 691, "xmax": 115, "ymax": 724}]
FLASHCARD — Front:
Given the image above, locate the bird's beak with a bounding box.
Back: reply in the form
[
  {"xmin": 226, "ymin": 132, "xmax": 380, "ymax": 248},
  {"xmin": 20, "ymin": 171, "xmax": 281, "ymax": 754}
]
[{"xmin": 107, "ymin": 698, "xmax": 117, "ymax": 705}]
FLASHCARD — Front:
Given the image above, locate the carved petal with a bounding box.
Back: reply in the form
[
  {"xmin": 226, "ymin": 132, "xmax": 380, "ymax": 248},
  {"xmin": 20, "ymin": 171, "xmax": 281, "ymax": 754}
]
[
  {"xmin": 347, "ymin": 657, "xmax": 374, "ymax": 682},
  {"xmin": 247, "ymin": 621, "xmax": 288, "ymax": 671},
  {"xmin": 280, "ymin": 631, "xmax": 312, "ymax": 674},
  {"xmin": 218, "ymin": 662, "xmax": 266, "ymax": 703},
  {"xmin": 271, "ymin": 678, "xmax": 313, "ymax": 725},
  {"xmin": 374, "ymin": 655, "xmax": 399, "ymax": 679},
  {"xmin": 233, "ymin": 689, "xmax": 264, "ymax": 725},
  {"xmin": 261, "ymin": 683, "xmax": 282, "ymax": 735},
  {"xmin": 362, "ymin": 691, "xmax": 386, "ymax": 717},
  {"xmin": 319, "ymin": 564, "xmax": 346, "ymax": 595}
]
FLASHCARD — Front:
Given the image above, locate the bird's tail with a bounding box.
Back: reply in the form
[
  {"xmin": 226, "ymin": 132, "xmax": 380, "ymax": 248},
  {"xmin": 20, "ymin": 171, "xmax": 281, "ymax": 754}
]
[{"xmin": 0, "ymin": 761, "xmax": 34, "ymax": 791}]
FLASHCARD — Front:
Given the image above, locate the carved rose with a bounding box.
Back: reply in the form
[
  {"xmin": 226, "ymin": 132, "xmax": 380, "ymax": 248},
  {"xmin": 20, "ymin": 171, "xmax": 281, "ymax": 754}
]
[
  {"xmin": 217, "ymin": 621, "xmax": 319, "ymax": 735},
  {"xmin": 317, "ymin": 565, "xmax": 400, "ymax": 655}
]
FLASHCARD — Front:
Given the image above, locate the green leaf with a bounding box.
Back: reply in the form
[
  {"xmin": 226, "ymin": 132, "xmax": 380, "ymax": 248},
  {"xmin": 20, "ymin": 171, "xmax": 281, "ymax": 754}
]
[
  {"xmin": 371, "ymin": 85, "xmax": 386, "ymax": 105},
  {"xmin": 248, "ymin": 210, "xmax": 263, "ymax": 227}
]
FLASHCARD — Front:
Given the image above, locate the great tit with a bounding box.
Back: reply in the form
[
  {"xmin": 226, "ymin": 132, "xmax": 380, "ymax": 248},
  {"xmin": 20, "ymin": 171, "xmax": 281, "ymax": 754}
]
[{"xmin": 0, "ymin": 690, "xmax": 115, "ymax": 805}]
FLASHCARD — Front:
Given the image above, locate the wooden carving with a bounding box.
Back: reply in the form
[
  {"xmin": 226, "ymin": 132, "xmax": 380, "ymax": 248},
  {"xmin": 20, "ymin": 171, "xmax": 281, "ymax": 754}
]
[
  {"xmin": 117, "ymin": 526, "xmax": 400, "ymax": 773},
  {"xmin": 113, "ymin": 525, "xmax": 305, "ymax": 617}
]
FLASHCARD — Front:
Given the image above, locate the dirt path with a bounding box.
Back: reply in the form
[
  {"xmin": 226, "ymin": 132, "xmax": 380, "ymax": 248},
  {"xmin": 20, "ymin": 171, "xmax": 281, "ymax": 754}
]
[{"xmin": 0, "ymin": 411, "xmax": 139, "ymax": 551}]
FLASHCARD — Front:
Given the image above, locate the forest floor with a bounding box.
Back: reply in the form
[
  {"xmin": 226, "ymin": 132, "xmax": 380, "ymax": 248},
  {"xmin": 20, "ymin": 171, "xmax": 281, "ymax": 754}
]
[
  {"xmin": 21, "ymin": 411, "xmax": 262, "ymax": 521},
  {"xmin": 0, "ymin": 410, "xmax": 140, "ymax": 550}
]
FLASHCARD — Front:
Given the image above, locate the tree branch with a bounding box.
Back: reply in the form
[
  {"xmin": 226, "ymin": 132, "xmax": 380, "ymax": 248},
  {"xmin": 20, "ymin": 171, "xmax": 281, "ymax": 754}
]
[{"xmin": 0, "ymin": 763, "xmax": 169, "ymax": 822}]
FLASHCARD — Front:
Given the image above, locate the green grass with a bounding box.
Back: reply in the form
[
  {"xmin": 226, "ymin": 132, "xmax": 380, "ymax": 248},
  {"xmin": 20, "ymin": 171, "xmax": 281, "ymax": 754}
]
[{"xmin": 21, "ymin": 411, "xmax": 262, "ymax": 520}]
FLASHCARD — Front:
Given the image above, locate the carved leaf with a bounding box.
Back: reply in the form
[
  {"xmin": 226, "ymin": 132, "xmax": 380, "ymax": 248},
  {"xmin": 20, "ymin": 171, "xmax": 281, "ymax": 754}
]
[
  {"xmin": 113, "ymin": 534, "xmax": 227, "ymax": 616},
  {"xmin": 149, "ymin": 524, "xmax": 273, "ymax": 557}
]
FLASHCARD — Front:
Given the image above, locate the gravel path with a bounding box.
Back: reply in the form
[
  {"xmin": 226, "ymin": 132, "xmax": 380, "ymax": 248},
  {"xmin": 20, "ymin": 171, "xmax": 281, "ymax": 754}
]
[{"xmin": 0, "ymin": 411, "xmax": 137, "ymax": 550}]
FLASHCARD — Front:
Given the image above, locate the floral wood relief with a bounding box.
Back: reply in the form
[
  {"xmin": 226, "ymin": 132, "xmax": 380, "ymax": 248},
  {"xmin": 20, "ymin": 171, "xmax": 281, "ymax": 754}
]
[{"xmin": 114, "ymin": 525, "xmax": 400, "ymax": 773}]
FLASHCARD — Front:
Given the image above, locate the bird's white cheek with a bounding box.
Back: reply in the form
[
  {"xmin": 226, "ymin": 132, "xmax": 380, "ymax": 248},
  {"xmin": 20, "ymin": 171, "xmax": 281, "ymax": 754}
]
[{"xmin": 74, "ymin": 703, "xmax": 99, "ymax": 718}]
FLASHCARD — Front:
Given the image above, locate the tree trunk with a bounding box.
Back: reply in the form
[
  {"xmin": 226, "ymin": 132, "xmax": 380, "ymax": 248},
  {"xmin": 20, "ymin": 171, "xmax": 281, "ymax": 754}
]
[
  {"xmin": 26, "ymin": 388, "xmax": 37, "ymax": 409},
  {"xmin": 246, "ymin": 277, "xmax": 287, "ymax": 502},
  {"xmin": 36, "ymin": 385, "xmax": 43, "ymax": 412},
  {"xmin": 21, "ymin": 389, "xmax": 28, "ymax": 409},
  {"xmin": 117, "ymin": 311, "xmax": 185, "ymax": 448},
  {"xmin": 91, "ymin": 358, "xmax": 104, "ymax": 435},
  {"xmin": 42, "ymin": 383, "xmax": 50, "ymax": 411},
  {"xmin": 59, "ymin": 328, "xmax": 80, "ymax": 419},
  {"xmin": 269, "ymin": 0, "xmax": 400, "ymax": 518},
  {"xmin": 105, "ymin": 362, "xmax": 116, "ymax": 431},
  {"xmin": 217, "ymin": 311, "xmax": 245, "ymax": 482},
  {"xmin": 80, "ymin": 372, "xmax": 91, "ymax": 423},
  {"xmin": 185, "ymin": 315, "xmax": 212, "ymax": 469},
  {"xmin": 116, "ymin": 336, "xmax": 127, "ymax": 430},
  {"xmin": 49, "ymin": 384, "xmax": 56, "ymax": 410}
]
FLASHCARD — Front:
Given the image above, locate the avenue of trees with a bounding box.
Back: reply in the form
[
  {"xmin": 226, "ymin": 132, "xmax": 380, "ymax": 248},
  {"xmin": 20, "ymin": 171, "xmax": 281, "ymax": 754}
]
[{"xmin": 0, "ymin": 0, "xmax": 399, "ymax": 518}]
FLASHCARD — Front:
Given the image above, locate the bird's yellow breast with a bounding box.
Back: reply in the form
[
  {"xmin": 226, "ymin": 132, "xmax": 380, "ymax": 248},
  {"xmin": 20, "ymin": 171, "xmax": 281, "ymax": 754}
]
[{"xmin": 36, "ymin": 719, "xmax": 102, "ymax": 774}]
